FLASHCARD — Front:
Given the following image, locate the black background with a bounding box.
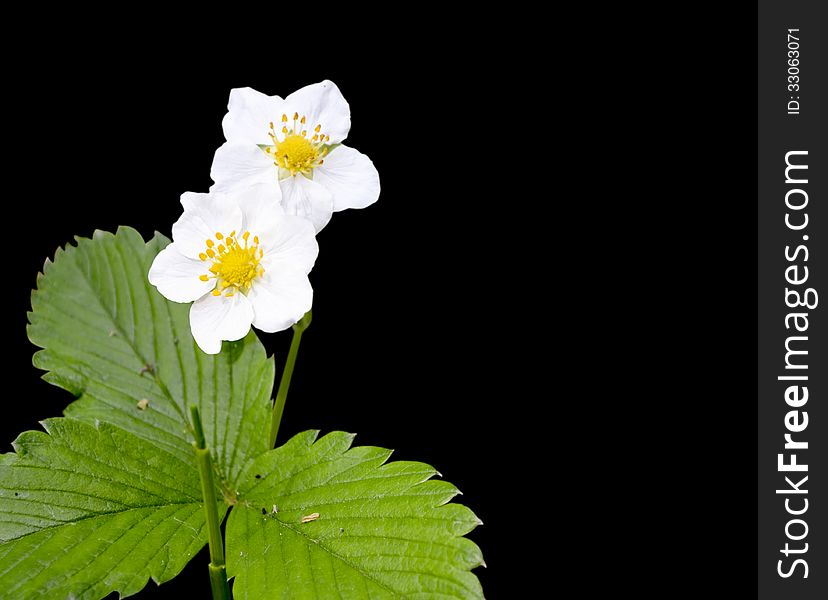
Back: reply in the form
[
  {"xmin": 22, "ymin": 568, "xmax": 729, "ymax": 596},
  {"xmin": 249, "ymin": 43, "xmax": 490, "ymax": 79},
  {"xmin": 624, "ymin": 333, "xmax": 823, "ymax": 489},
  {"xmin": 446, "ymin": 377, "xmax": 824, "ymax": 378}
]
[
  {"xmin": 3, "ymin": 40, "xmax": 539, "ymax": 598},
  {"xmin": 2, "ymin": 16, "xmax": 760, "ymax": 599}
]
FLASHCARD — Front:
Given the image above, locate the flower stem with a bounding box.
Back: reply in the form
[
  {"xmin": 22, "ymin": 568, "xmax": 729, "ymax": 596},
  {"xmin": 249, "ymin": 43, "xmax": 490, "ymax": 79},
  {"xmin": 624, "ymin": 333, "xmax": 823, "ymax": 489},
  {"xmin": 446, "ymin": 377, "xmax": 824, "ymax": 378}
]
[
  {"xmin": 190, "ymin": 406, "xmax": 230, "ymax": 600},
  {"xmin": 268, "ymin": 310, "xmax": 312, "ymax": 449}
]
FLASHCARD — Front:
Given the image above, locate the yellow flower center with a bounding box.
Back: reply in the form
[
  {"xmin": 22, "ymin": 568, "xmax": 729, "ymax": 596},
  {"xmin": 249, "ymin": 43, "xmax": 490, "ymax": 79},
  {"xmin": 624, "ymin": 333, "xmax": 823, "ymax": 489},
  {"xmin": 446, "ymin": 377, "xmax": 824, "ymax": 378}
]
[
  {"xmin": 197, "ymin": 231, "xmax": 264, "ymax": 297},
  {"xmin": 274, "ymin": 134, "xmax": 318, "ymax": 172},
  {"xmin": 263, "ymin": 112, "xmax": 331, "ymax": 177}
]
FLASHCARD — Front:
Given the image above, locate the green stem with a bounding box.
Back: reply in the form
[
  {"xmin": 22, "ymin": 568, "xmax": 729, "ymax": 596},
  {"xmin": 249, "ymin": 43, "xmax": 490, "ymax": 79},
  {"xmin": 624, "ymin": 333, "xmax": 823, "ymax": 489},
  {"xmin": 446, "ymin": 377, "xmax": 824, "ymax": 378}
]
[
  {"xmin": 209, "ymin": 564, "xmax": 229, "ymax": 599},
  {"xmin": 190, "ymin": 406, "xmax": 230, "ymax": 600},
  {"xmin": 268, "ymin": 310, "xmax": 312, "ymax": 448}
]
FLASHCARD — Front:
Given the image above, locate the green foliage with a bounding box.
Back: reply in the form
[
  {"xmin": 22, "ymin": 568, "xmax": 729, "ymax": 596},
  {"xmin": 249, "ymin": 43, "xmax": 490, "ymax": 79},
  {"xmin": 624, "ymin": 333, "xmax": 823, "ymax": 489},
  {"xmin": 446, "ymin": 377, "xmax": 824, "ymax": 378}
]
[
  {"xmin": 27, "ymin": 227, "xmax": 275, "ymax": 490},
  {"xmin": 0, "ymin": 418, "xmax": 224, "ymax": 599},
  {"xmin": 227, "ymin": 431, "xmax": 484, "ymax": 599},
  {"xmin": 8, "ymin": 229, "xmax": 484, "ymax": 599}
]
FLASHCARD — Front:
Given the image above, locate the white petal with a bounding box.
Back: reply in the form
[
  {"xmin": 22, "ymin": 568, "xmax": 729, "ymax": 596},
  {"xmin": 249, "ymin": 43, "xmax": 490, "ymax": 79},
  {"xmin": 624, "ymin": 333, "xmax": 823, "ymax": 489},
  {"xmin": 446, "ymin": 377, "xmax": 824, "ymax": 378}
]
[
  {"xmin": 172, "ymin": 192, "xmax": 243, "ymax": 259},
  {"xmin": 222, "ymin": 87, "xmax": 284, "ymax": 145},
  {"xmin": 234, "ymin": 183, "xmax": 285, "ymax": 227},
  {"xmin": 148, "ymin": 244, "xmax": 214, "ymax": 303},
  {"xmin": 280, "ymin": 175, "xmax": 334, "ymax": 232},
  {"xmin": 180, "ymin": 192, "xmax": 211, "ymax": 212},
  {"xmin": 189, "ymin": 292, "xmax": 254, "ymax": 354},
  {"xmin": 210, "ymin": 142, "xmax": 277, "ymax": 191},
  {"xmin": 282, "ymin": 80, "xmax": 350, "ymax": 144},
  {"xmin": 315, "ymin": 145, "xmax": 381, "ymax": 211},
  {"xmin": 248, "ymin": 266, "xmax": 313, "ymax": 333},
  {"xmin": 258, "ymin": 214, "xmax": 319, "ymax": 274},
  {"xmin": 234, "ymin": 189, "xmax": 316, "ymax": 270}
]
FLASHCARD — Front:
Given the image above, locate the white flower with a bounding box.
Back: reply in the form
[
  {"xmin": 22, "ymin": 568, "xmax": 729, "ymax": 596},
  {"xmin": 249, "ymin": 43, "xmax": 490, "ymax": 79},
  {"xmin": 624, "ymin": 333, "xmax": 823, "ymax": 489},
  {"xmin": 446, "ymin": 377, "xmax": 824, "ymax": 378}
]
[
  {"xmin": 210, "ymin": 80, "xmax": 380, "ymax": 232},
  {"xmin": 148, "ymin": 186, "xmax": 318, "ymax": 354}
]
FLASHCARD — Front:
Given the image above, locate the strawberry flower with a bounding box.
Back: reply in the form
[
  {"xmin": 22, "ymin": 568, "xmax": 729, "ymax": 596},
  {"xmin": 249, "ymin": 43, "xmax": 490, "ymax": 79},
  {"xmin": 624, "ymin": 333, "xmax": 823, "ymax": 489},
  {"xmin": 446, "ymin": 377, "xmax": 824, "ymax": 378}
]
[
  {"xmin": 149, "ymin": 187, "xmax": 318, "ymax": 353},
  {"xmin": 210, "ymin": 80, "xmax": 380, "ymax": 232}
]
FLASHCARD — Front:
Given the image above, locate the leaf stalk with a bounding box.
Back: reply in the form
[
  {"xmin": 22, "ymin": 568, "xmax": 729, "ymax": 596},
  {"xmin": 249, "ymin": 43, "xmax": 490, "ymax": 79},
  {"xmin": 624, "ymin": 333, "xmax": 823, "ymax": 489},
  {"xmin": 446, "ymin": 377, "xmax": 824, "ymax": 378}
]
[{"xmin": 190, "ymin": 406, "xmax": 231, "ymax": 600}]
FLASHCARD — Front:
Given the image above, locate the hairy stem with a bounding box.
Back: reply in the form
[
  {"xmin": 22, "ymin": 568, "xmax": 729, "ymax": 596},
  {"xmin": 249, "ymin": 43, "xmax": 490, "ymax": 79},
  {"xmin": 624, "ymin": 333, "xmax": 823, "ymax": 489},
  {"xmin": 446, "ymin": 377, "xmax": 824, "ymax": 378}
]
[
  {"xmin": 268, "ymin": 310, "xmax": 312, "ymax": 448},
  {"xmin": 191, "ymin": 406, "xmax": 230, "ymax": 600}
]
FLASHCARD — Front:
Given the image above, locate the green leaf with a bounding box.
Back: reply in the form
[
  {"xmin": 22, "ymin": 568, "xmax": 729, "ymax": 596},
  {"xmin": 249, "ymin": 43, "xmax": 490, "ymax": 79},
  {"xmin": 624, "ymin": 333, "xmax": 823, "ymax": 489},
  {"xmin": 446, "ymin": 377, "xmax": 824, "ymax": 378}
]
[
  {"xmin": 0, "ymin": 418, "xmax": 224, "ymax": 599},
  {"xmin": 27, "ymin": 227, "xmax": 274, "ymax": 492},
  {"xmin": 227, "ymin": 431, "xmax": 484, "ymax": 599}
]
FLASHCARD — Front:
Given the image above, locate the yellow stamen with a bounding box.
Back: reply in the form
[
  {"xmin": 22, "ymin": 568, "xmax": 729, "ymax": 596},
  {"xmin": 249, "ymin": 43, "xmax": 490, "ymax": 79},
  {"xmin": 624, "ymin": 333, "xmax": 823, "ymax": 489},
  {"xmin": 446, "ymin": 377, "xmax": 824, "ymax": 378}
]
[
  {"xmin": 262, "ymin": 117, "xmax": 329, "ymax": 175},
  {"xmin": 273, "ymin": 135, "xmax": 318, "ymax": 173},
  {"xmin": 198, "ymin": 230, "xmax": 265, "ymax": 294}
]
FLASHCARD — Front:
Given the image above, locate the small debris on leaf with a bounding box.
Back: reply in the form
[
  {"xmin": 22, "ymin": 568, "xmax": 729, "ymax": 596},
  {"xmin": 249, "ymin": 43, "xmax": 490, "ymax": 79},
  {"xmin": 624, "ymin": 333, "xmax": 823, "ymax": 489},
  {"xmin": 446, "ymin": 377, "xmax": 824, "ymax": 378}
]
[
  {"xmin": 139, "ymin": 363, "xmax": 155, "ymax": 375},
  {"xmin": 136, "ymin": 399, "xmax": 149, "ymax": 410}
]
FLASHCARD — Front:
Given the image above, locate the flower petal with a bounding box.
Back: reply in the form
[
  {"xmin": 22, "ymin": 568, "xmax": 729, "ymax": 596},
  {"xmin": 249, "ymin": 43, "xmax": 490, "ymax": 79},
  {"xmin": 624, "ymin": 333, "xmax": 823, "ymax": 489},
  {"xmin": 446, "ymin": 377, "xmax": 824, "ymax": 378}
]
[
  {"xmin": 222, "ymin": 87, "xmax": 284, "ymax": 145},
  {"xmin": 234, "ymin": 183, "xmax": 285, "ymax": 226},
  {"xmin": 280, "ymin": 174, "xmax": 334, "ymax": 232},
  {"xmin": 180, "ymin": 192, "xmax": 211, "ymax": 212},
  {"xmin": 172, "ymin": 192, "xmax": 243, "ymax": 259},
  {"xmin": 282, "ymin": 80, "xmax": 351, "ymax": 144},
  {"xmin": 148, "ymin": 244, "xmax": 214, "ymax": 303},
  {"xmin": 210, "ymin": 141, "xmax": 276, "ymax": 192},
  {"xmin": 248, "ymin": 266, "xmax": 313, "ymax": 333},
  {"xmin": 233, "ymin": 188, "xmax": 316, "ymax": 271},
  {"xmin": 314, "ymin": 145, "xmax": 381, "ymax": 211},
  {"xmin": 258, "ymin": 214, "xmax": 319, "ymax": 274},
  {"xmin": 189, "ymin": 292, "xmax": 254, "ymax": 354}
]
